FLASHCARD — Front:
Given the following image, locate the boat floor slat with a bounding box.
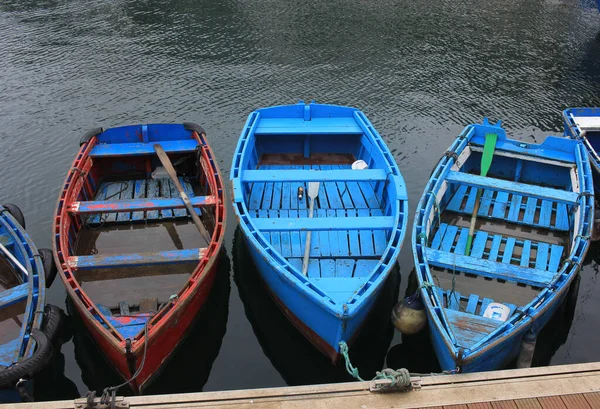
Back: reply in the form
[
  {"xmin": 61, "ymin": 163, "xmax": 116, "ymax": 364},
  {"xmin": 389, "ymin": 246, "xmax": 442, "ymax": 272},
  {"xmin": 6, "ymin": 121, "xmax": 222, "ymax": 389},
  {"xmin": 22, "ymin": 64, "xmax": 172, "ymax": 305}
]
[
  {"xmin": 444, "ymin": 308, "xmax": 502, "ymax": 349},
  {"xmin": 87, "ymin": 177, "xmax": 198, "ymax": 225},
  {"xmin": 445, "ymin": 185, "xmax": 571, "ymax": 232}
]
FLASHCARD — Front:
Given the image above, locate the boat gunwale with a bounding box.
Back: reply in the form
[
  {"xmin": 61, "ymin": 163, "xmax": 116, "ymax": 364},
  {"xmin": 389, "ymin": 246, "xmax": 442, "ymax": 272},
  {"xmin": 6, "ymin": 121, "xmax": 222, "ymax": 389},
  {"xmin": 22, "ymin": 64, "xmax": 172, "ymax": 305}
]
[
  {"xmin": 563, "ymin": 107, "xmax": 600, "ymax": 174},
  {"xmin": 0, "ymin": 207, "xmax": 45, "ymax": 364},
  {"xmin": 52, "ymin": 125, "xmax": 227, "ymax": 354},
  {"xmin": 412, "ymin": 120, "xmax": 594, "ymax": 369},
  {"xmin": 230, "ymin": 102, "xmax": 408, "ymax": 318}
]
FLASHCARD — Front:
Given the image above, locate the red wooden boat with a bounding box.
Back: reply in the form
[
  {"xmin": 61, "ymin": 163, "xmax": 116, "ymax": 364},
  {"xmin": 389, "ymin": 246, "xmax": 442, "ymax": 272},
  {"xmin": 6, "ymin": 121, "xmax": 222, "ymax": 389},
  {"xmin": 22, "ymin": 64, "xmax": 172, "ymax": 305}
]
[{"xmin": 52, "ymin": 123, "xmax": 225, "ymax": 394}]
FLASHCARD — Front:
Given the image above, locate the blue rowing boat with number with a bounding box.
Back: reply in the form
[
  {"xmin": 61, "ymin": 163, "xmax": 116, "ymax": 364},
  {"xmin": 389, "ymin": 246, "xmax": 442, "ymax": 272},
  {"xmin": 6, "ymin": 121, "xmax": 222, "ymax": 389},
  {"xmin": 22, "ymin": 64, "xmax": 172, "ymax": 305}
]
[
  {"xmin": 0, "ymin": 204, "xmax": 62, "ymax": 402},
  {"xmin": 413, "ymin": 118, "xmax": 593, "ymax": 373},
  {"xmin": 563, "ymin": 108, "xmax": 600, "ymax": 193},
  {"xmin": 231, "ymin": 101, "xmax": 408, "ymax": 362}
]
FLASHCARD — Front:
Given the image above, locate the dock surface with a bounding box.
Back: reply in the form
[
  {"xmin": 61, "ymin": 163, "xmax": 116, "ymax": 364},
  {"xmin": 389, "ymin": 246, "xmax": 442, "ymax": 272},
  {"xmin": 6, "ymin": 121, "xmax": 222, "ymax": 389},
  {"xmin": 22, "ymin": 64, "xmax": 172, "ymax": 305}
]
[{"xmin": 10, "ymin": 362, "xmax": 600, "ymax": 408}]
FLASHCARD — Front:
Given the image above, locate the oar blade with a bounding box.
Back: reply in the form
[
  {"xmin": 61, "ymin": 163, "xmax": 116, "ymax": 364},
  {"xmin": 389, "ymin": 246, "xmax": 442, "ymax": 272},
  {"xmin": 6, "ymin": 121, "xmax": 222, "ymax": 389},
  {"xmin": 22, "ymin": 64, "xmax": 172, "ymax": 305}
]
[
  {"xmin": 308, "ymin": 182, "xmax": 320, "ymax": 199},
  {"xmin": 481, "ymin": 133, "xmax": 498, "ymax": 177}
]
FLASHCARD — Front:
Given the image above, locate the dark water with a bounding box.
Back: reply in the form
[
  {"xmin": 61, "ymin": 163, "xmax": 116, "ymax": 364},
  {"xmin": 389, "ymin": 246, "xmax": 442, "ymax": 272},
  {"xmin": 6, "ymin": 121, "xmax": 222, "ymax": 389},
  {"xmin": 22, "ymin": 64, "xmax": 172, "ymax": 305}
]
[{"xmin": 1, "ymin": 0, "xmax": 600, "ymax": 400}]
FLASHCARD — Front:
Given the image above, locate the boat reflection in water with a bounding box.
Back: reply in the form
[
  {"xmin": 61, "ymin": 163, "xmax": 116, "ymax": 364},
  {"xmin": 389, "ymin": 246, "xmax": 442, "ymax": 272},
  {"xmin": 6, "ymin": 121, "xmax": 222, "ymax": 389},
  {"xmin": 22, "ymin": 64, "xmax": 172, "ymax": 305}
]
[
  {"xmin": 387, "ymin": 264, "xmax": 582, "ymax": 372},
  {"xmin": 234, "ymin": 228, "xmax": 399, "ymax": 385},
  {"xmin": 70, "ymin": 250, "xmax": 231, "ymax": 396}
]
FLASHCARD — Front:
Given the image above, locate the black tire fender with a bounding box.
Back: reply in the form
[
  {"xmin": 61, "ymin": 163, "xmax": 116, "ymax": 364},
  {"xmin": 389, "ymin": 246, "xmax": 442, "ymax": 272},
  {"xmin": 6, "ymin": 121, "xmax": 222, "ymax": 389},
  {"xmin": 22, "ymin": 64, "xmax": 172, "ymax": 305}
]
[
  {"xmin": 183, "ymin": 122, "xmax": 206, "ymax": 135},
  {"xmin": 2, "ymin": 203, "xmax": 25, "ymax": 229},
  {"xmin": 80, "ymin": 127, "xmax": 104, "ymax": 146},
  {"xmin": 0, "ymin": 329, "xmax": 52, "ymax": 388},
  {"xmin": 38, "ymin": 249, "xmax": 57, "ymax": 289},
  {"xmin": 42, "ymin": 304, "xmax": 71, "ymax": 345}
]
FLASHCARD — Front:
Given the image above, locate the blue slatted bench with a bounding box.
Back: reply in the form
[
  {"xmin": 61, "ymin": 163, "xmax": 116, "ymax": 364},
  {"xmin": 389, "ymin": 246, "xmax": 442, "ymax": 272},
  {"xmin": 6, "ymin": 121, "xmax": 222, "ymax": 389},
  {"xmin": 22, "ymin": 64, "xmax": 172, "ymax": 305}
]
[
  {"xmin": 446, "ymin": 171, "xmax": 578, "ymax": 205},
  {"xmin": 87, "ymin": 177, "xmax": 199, "ymax": 224},
  {"xmin": 70, "ymin": 195, "xmax": 215, "ymax": 214},
  {"xmin": 89, "ymin": 140, "xmax": 198, "ymax": 157},
  {"xmin": 254, "ymin": 117, "xmax": 363, "ymax": 135},
  {"xmin": 0, "ymin": 283, "xmax": 29, "ymax": 309},
  {"xmin": 446, "ymin": 185, "xmax": 570, "ymax": 232},
  {"xmin": 426, "ymin": 248, "xmax": 555, "ymax": 287},
  {"xmin": 252, "ymin": 216, "xmax": 394, "ymax": 231},
  {"xmin": 242, "ymin": 169, "xmax": 387, "ymax": 183},
  {"xmin": 430, "ymin": 223, "xmax": 564, "ymax": 272},
  {"xmin": 67, "ymin": 248, "xmax": 206, "ymax": 270}
]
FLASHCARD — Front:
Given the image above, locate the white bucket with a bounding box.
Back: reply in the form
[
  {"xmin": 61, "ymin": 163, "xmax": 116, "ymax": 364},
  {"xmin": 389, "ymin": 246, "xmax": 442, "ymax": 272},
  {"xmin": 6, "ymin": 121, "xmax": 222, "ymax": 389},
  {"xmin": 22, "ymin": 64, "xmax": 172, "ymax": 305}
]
[
  {"xmin": 483, "ymin": 302, "xmax": 510, "ymax": 322},
  {"xmin": 352, "ymin": 160, "xmax": 368, "ymax": 170}
]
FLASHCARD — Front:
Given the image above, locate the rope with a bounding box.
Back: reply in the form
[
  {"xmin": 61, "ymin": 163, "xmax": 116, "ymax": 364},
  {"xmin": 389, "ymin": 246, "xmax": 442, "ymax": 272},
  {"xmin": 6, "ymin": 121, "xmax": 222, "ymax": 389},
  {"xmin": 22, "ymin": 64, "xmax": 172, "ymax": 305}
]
[
  {"xmin": 371, "ymin": 368, "xmax": 411, "ymax": 391},
  {"xmin": 339, "ymin": 341, "xmax": 364, "ymax": 381},
  {"xmin": 85, "ymin": 321, "xmax": 149, "ymax": 409}
]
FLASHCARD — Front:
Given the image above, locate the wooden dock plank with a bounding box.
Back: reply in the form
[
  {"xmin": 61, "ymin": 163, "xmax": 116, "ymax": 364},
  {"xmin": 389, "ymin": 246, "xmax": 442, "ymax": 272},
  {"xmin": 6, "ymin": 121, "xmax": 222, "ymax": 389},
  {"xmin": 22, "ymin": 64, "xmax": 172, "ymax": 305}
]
[
  {"xmin": 491, "ymin": 401, "xmax": 518, "ymax": 408},
  {"xmin": 583, "ymin": 392, "xmax": 600, "ymax": 408},
  {"xmin": 560, "ymin": 394, "xmax": 592, "ymax": 408},
  {"xmin": 21, "ymin": 362, "xmax": 600, "ymax": 409},
  {"xmin": 513, "ymin": 398, "xmax": 542, "ymax": 409},
  {"xmin": 537, "ymin": 396, "xmax": 567, "ymax": 409}
]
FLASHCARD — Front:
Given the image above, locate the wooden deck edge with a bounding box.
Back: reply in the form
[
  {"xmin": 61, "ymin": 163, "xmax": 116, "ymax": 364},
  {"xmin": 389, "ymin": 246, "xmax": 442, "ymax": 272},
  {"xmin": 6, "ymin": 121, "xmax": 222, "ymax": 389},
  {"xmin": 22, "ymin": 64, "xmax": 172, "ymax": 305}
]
[{"xmin": 11, "ymin": 362, "xmax": 600, "ymax": 409}]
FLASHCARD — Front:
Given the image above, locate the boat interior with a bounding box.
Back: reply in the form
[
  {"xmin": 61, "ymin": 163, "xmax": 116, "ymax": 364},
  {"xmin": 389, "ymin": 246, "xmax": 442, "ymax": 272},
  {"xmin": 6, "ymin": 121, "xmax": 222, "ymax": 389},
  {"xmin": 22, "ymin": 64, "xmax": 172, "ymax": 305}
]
[
  {"xmin": 0, "ymin": 256, "xmax": 27, "ymax": 366},
  {"xmin": 64, "ymin": 128, "xmax": 216, "ymax": 338},
  {"xmin": 424, "ymin": 145, "xmax": 577, "ymax": 351},
  {"xmin": 235, "ymin": 114, "xmax": 403, "ymax": 305}
]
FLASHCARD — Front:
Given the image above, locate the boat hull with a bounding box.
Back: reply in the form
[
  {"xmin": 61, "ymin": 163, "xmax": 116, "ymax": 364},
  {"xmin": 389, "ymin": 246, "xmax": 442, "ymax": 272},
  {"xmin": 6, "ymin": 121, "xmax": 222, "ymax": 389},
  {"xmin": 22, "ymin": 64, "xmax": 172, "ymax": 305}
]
[
  {"xmin": 71, "ymin": 259, "xmax": 219, "ymax": 393},
  {"xmin": 243, "ymin": 235, "xmax": 382, "ymax": 363}
]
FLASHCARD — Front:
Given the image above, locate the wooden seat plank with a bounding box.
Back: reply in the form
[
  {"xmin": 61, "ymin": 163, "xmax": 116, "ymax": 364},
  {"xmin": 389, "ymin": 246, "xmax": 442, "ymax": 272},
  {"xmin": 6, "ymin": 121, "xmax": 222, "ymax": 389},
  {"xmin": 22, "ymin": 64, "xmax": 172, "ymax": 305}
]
[
  {"xmin": 358, "ymin": 209, "xmax": 375, "ymax": 256},
  {"xmin": 447, "ymin": 290, "xmax": 462, "ymax": 310},
  {"xmin": 555, "ymin": 203, "xmax": 569, "ymax": 230},
  {"xmin": 252, "ymin": 215, "xmax": 395, "ymax": 231},
  {"xmin": 90, "ymin": 139, "xmax": 198, "ymax": 157},
  {"xmin": 335, "ymin": 209, "xmax": 350, "ymax": 256},
  {"xmin": 425, "ymin": 248, "xmax": 555, "ymax": 286},
  {"xmin": 347, "ymin": 209, "xmax": 361, "ymax": 256},
  {"xmin": 535, "ymin": 242, "xmax": 550, "ymax": 271},
  {"xmin": 268, "ymin": 209, "xmax": 282, "ymax": 255},
  {"xmin": 463, "ymin": 186, "xmax": 479, "ymax": 214},
  {"xmin": 480, "ymin": 298, "xmax": 493, "ymax": 316},
  {"xmin": 0, "ymin": 283, "xmax": 29, "ymax": 309},
  {"xmin": 320, "ymin": 259, "xmax": 336, "ymax": 278},
  {"xmin": 116, "ymin": 180, "xmax": 135, "ymax": 222},
  {"xmin": 68, "ymin": 248, "xmax": 206, "ymax": 269},
  {"xmin": 242, "ymin": 169, "xmax": 388, "ymax": 183},
  {"xmin": 371, "ymin": 209, "xmax": 388, "ymax": 255},
  {"xmin": 71, "ymin": 196, "xmax": 215, "ymax": 214},
  {"xmin": 279, "ymin": 210, "xmax": 292, "ymax": 258},
  {"xmin": 507, "ymin": 195, "xmax": 523, "ymax": 223},
  {"xmin": 431, "ymin": 224, "xmax": 449, "ymax": 251},
  {"xmin": 446, "ymin": 171, "xmax": 578, "ymax": 205},
  {"xmin": 132, "ymin": 179, "xmax": 147, "ymax": 221},
  {"xmin": 354, "ymin": 259, "xmax": 379, "ymax": 278},
  {"xmin": 479, "ymin": 189, "xmax": 495, "ymax": 216}
]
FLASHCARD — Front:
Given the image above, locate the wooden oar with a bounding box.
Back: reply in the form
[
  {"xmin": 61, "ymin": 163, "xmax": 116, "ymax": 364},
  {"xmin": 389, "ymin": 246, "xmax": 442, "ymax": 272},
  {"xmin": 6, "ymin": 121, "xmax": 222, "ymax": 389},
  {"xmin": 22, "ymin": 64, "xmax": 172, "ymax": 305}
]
[
  {"xmin": 465, "ymin": 133, "xmax": 498, "ymax": 256},
  {"xmin": 301, "ymin": 182, "xmax": 320, "ymax": 276},
  {"xmin": 154, "ymin": 144, "xmax": 212, "ymax": 244},
  {"xmin": 0, "ymin": 242, "xmax": 29, "ymax": 277}
]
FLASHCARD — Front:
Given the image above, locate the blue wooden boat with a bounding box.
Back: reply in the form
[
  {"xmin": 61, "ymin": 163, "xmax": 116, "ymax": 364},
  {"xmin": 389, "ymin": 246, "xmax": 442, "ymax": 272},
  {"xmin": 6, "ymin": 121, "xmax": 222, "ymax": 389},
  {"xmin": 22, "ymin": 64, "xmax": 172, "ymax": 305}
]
[
  {"xmin": 413, "ymin": 118, "xmax": 593, "ymax": 373},
  {"xmin": 231, "ymin": 101, "xmax": 408, "ymax": 362},
  {"xmin": 563, "ymin": 108, "xmax": 600, "ymax": 193},
  {"xmin": 0, "ymin": 204, "xmax": 58, "ymax": 402}
]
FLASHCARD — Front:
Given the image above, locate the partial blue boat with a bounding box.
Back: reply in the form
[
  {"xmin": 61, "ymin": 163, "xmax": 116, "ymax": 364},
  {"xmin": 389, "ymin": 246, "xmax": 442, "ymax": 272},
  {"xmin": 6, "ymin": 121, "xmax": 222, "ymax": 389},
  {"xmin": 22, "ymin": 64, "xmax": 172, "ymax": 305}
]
[
  {"xmin": 0, "ymin": 205, "xmax": 58, "ymax": 402},
  {"xmin": 413, "ymin": 119, "xmax": 593, "ymax": 373},
  {"xmin": 231, "ymin": 101, "xmax": 408, "ymax": 362},
  {"xmin": 563, "ymin": 108, "xmax": 600, "ymax": 193}
]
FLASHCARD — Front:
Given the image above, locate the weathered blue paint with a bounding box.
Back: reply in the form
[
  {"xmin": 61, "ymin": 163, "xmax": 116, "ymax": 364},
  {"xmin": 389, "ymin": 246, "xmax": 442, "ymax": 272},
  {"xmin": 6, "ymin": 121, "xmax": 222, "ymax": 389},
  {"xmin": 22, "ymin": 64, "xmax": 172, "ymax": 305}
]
[
  {"xmin": 413, "ymin": 118, "xmax": 594, "ymax": 373},
  {"xmin": 242, "ymin": 169, "xmax": 388, "ymax": 183},
  {"xmin": 71, "ymin": 195, "xmax": 214, "ymax": 214},
  {"xmin": 231, "ymin": 101, "xmax": 408, "ymax": 361},
  {"xmin": 446, "ymin": 171, "xmax": 579, "ymax": 204},
  {"xmin": 90, "ymin": 139, "xmax": 198, "ymax": 157},
  {"xmin": 252, "ymin": 216, "xmax": 395, "ymax": 231},
  {"xmin": 0, "ymin": 205, "xmax": 46, "ymax": 402},
  {"xmin": 68, "ymin": 248, "xmax": 204, "ymax": 269}
]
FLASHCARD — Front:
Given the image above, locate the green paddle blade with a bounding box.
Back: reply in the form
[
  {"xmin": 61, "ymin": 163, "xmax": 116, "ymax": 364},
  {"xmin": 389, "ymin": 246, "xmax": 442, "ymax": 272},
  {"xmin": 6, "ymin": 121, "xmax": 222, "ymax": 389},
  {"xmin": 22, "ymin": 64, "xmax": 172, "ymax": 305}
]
[
  {"xmin": 480, "ymin": 133, "xmax": 498, "ymax": 177},
  {"xmin": 465, "ymin": 132, "xmax": 498, "ymax": 256}
]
